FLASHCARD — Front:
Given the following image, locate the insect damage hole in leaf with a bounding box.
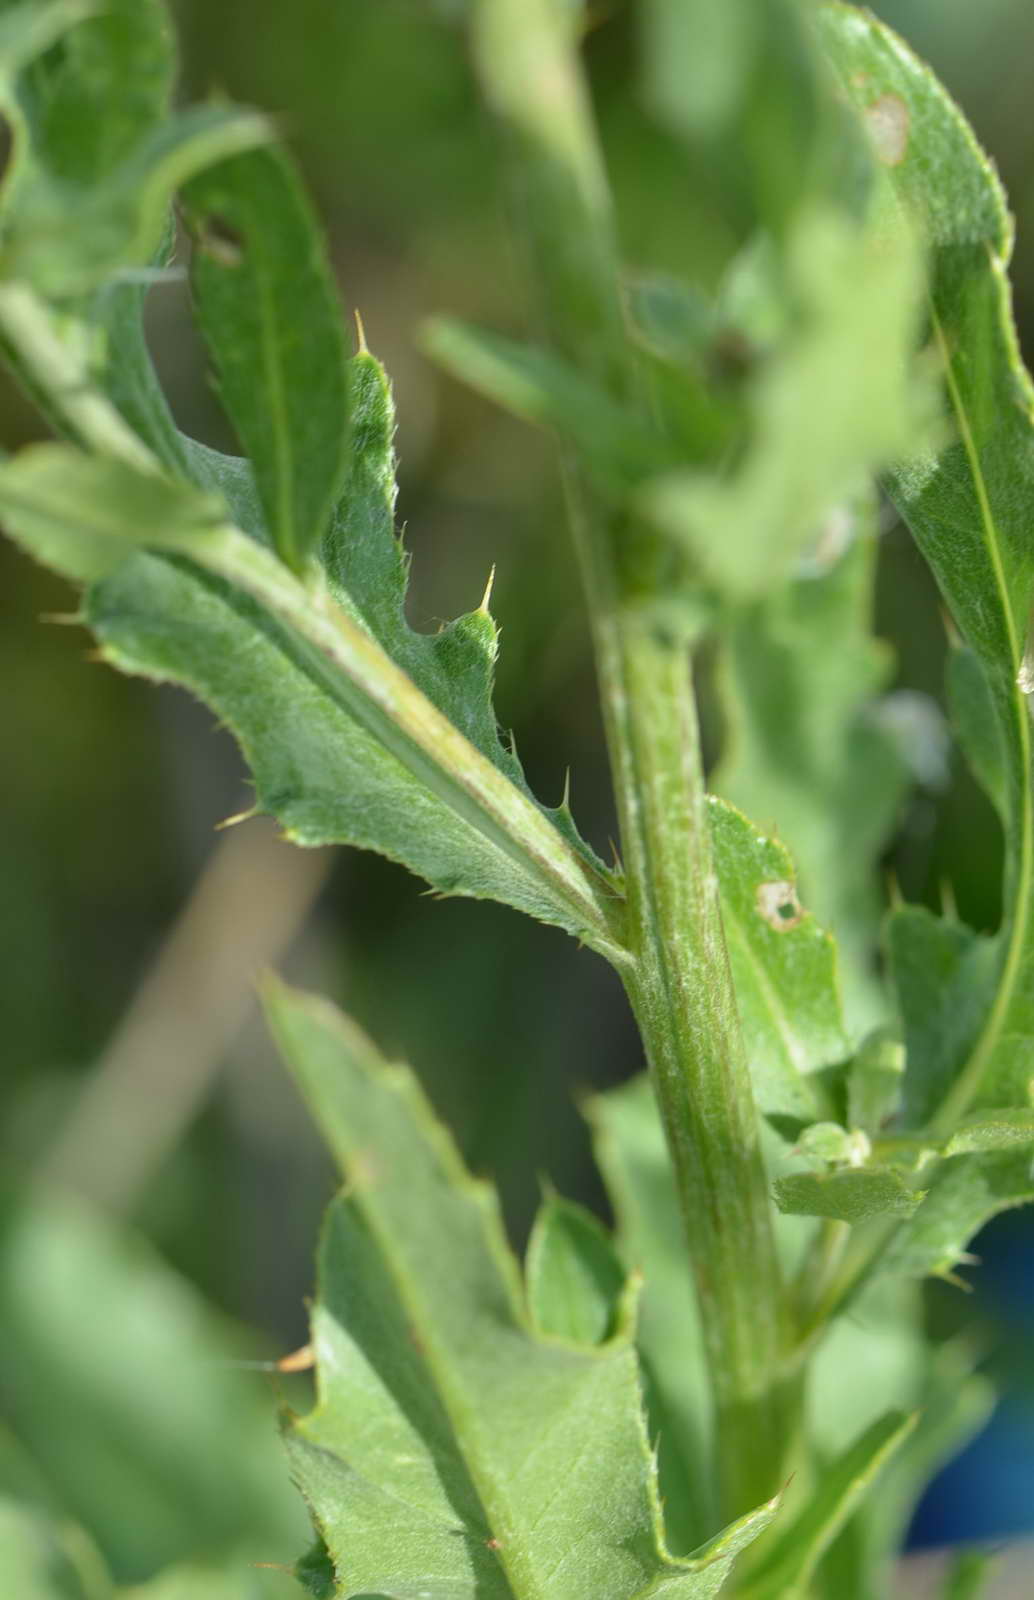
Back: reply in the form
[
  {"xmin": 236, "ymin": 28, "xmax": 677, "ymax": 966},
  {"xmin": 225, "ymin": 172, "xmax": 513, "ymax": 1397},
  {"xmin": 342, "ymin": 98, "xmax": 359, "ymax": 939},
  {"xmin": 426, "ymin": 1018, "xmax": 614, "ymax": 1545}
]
[
  {"xmin": 187, "ymin": 207, "xmax": 245, "ymax": 267},
  {"xmin": 756, "ymin": 878, "xmax": 804, "ymax": 931},
  {"xmin": 3, "ymin": 0, "xmax": 1034, "ymax": 1595}
]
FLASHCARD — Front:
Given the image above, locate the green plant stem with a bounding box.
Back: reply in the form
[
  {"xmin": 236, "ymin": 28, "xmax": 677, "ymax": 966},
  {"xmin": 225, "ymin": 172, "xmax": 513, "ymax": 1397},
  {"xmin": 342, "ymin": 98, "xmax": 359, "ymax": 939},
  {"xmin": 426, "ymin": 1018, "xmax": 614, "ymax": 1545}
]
[
  {"xmin": 471, "ymin": 0, "xmax": 792, "ymax": 1517},
  {"xmin": 604, "ymin": 600, "xmax": 793, "ymax": 1516},
  {"xmin": 0, "ymin": 281, "xmax": 157, "ymax": 469}
]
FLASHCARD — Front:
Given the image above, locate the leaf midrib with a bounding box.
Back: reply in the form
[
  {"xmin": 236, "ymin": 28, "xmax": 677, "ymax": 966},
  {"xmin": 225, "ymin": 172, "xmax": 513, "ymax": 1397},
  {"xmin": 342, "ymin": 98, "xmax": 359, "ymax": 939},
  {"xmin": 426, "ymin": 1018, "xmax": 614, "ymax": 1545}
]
[
  {"xmin": 193, "ymin": 526, "xmax": 628, "ymax": 961},
  {"xmin": 249, "ymin": 186, "xmax": 299, "ymax": 567},
  {"xmin": 927, "ymin": 306, "xmax": 1034, "ymax": 1131}
]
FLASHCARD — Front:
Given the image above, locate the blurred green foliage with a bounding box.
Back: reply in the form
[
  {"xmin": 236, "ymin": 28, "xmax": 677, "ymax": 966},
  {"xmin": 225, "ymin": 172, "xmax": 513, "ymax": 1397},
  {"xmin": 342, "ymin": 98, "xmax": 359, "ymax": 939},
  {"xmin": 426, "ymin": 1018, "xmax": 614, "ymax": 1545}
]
[{"xmin": 4, "ymin": 0, "xmax": 1034, "ymax": 1582}]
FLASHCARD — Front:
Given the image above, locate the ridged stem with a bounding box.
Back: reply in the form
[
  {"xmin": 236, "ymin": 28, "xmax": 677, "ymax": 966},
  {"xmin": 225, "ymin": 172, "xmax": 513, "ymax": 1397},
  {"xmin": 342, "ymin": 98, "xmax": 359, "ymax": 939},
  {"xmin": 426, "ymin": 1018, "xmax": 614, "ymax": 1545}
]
[{"xmin": 471, "ymin": 0, "xmax": 792, "ymax": 1516}]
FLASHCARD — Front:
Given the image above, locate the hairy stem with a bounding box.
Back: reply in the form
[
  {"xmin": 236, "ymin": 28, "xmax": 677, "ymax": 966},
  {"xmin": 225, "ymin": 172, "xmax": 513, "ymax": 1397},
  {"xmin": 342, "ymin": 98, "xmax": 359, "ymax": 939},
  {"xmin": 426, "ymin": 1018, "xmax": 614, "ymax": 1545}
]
[
  {"xmin": 605, "ymin": 602, "xmax": 792, "ymax": 1514},
  {"xmin": 472, "ymin": 0, "xmax": 792, "ymax": 1515}
]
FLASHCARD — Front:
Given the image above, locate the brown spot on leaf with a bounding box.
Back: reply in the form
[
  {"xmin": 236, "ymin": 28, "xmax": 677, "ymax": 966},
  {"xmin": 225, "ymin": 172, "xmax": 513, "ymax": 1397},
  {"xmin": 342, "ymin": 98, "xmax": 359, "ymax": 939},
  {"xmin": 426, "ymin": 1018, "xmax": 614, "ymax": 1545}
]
[
  {"xmin": 864, "ymin": 93, "xmax": 910, "ymax": 166},
  {"xmin": 756, "ymin": 880, "xmax": 803, "ymax": 931}
]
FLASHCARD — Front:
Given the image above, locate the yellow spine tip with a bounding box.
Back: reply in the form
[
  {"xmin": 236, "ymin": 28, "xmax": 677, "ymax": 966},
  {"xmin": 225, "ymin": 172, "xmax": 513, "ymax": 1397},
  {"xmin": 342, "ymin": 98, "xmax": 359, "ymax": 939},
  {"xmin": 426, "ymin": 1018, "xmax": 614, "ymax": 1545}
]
[
  {"xmin": 276, "ymin": 1342, "xmax": 315, "ymax": 1374},
  {"xmin": 479, "ymin": 564, "xmax": 496, "ymax": 614},
  {"xmin": 215, "ymin": 806, "xmax": 258, "ymax": 831},
  {"xmin": 353, "ymin": 307, "xmax": 369, "ymax": 355}
]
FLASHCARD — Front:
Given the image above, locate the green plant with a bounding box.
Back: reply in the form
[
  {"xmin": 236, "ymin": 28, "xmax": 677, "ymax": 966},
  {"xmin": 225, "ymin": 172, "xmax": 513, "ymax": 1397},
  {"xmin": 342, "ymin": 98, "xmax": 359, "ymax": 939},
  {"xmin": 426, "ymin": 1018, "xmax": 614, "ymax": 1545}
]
[{"xmin": 2, "ymin": 0, "xmax": 1032, "ymax": 1594}]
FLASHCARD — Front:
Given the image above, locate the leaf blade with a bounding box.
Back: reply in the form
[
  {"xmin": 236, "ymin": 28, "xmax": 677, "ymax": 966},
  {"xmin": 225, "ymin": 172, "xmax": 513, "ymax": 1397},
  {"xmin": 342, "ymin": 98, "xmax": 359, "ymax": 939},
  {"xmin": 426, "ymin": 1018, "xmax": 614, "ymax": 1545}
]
[
  {"xmin": 268, "ymin": 981, "xmax": 778, "ymax": 1600},
  {"xmin": 182, "ymin": 145, "xmax": 351, "ymax": 573},
  {"xmin": 709, "ymin": 796, "xmax": 846, "ymax": 1129},
  {"xmin": 0, "ymin": 440, "xmax": 624, "ymax": 958},
  {"xmin": 739, "ymin": 1411, "xmax": 917, "ymax": 1599},
  {"xmin": 819, "ymin": 3, "xmax": 1034, "ymax": 1119}
]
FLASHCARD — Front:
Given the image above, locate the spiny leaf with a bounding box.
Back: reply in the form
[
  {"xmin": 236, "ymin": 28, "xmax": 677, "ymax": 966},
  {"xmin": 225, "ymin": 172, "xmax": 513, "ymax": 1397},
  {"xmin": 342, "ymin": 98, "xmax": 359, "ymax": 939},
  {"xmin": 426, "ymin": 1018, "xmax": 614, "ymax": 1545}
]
[
  {"xmin": 84, "ymin": 222, "xmax": 193, "ymax": 474},
  {"xmin": 878, "ymin": 1149, "xmax": 1034, "ymax": 1280},
  {"xmin": 322, "ymin": 353, "xmax": 557, "ymax": 813},
  {"xmin": 714, "ymin": 493, "xmax": 909, "ymax": 1027},
  {"xmin": 774, "ymin": 1166, "xmax": 921, "ymax": 1226},
  {"xmin": 182, "ymin": 145, "xmax": 350, "ymax": 574},
  {"xmin": 637, "ymin": 209, "xmax": 926, "ymax": 599},
  {"xmin": 588, "ymin": 1073, "xmax": 715, "ymax": 1552},
  {"xmin": 708, "ymin": 796, "xmax": 846, "ymax": 1128},
  {"xmin": 590, "ymin": 1072, "xmax": 927, "ymax": 1565},
  {"xmin": 847, "ymin": 1027, "xmax": 905, "ymax": 1136},
  {"xmin": 820, "ymin": 4, "xmax": 1034, "ymax": 1115},
  {"xmin": 0, "ymin": 0, "xmax": 245, "ymax": 297},
  {"xmin": 947, "ymin": 645, "xmax": 1008, "ymax": 823},
  {"xmin": 525, "ymin": 1194, "xmax": 626, "ymax": 1346},
  {"xmin": 0, "ymin": 428, "xmax": 623, "ymax": 958},
  {"xmin": 0, "ymin": 20, "xmax": 623, "ymax": 956},
  {"xmin": 293, "ymin": 1539, "xmax": 335, "ymax": 1600},
  {"xmin": 267, "ymin": 981, "xmax": 779, "ymax": 1600},
  {"xmin": 887, "ymin": 906, "xmax": 999, "ymax": 1129},
  {"xmin": 0, "ymin": 0, "xmax": 174, "ymax": 184},
  {"xmin": 945, "ymin": 1108, "xmax": 1034, "ymax": 1156},
  {"xmin": 738, "ymin": 1411, "xmax": 917, "ymax": 1600},
  {"xmin": 1, "ymin": 103, "xmax": 271, "ymax": 297},
  {"xmin": 816, "ymin": 1340, "xmax": 995, "ymax": 1597},
  {"xmin": 885, "ymin": 1146, "xmax": 1034, "ymax": 1281}
]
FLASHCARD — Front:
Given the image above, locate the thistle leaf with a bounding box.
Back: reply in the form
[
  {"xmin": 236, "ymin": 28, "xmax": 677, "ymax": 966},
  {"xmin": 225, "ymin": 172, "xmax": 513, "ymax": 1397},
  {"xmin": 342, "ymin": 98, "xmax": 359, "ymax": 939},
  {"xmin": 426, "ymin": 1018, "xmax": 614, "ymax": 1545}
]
[
  {"xmin": 878, "ymin": 1150, "xmax": 1034, "ymax": 1281},
  {"xmin": 267, "ymin": 981, "xmax": 779, "ymax": 1600},
  {"xmin": 589, "ymin": 1073, "xmax": 714, "ymax": 1554},
  {"xmin": 0, "ymin": 436, "xmax": 623, "ymax": 958},
  {"xmin": 821, "ymin": 4, "xmax": 1034, "ymax": 1115},
  {"xmin": 182, "ymin": 146, "xmax": 351, "ymax": 573},
  {"xmin": 887, "ymin": 906, "xmax": 999, "ymax": 1130},
  {"xmin": 738, "ymin": 1411, "xmax": 917, "ymax": 1600},
  {"xmin": 708, "ymin": 797, "xmax": 846, "ymax": 1128},
  {"xmin": 847, "ymin": 1027, "xmax": 905, "ymax": 1136},
  {"xmin": 715, "ymin": 493, "xmax": 909, "ymax": 1026},
  {"xmin": 637, "ymin": 210, "xmax": 926, "ymax": 598},
  {"xmin": 0, "ymin": 0, "xmax": 267, "ymax": 298},
  {"xmin": 945, "ymin": 1108, "xmax": 1034, "ymax": 1156},
  {"xmin": 947, "ymin": 645, "xmax": 1008, "ymax": 823},
  {"xmin": 1, "ymin": 103, "xmax": 272, "ymax": 297},
  {"xmin": 525, "ymin": 1194, "xmax": 626, "ymax": 1346},
  {"xmin": 774, "ymin": 1167, "xmax": 921, "ymax": 1226},
  {"xmin": 817, "ymin": 1341, "xmax": 995, "ymax": 1597},
  {"xmin": 0, "ymin": 0, "xmax": 174, "ymax": 183}
]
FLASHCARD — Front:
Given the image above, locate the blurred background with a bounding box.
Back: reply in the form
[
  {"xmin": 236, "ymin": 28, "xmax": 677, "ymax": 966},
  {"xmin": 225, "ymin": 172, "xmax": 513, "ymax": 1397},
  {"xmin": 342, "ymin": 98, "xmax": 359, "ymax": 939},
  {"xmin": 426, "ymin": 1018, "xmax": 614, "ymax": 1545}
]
[{"xmin": 2, "ymin": 0, "xmax": 1034, "ymax": 1586}]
